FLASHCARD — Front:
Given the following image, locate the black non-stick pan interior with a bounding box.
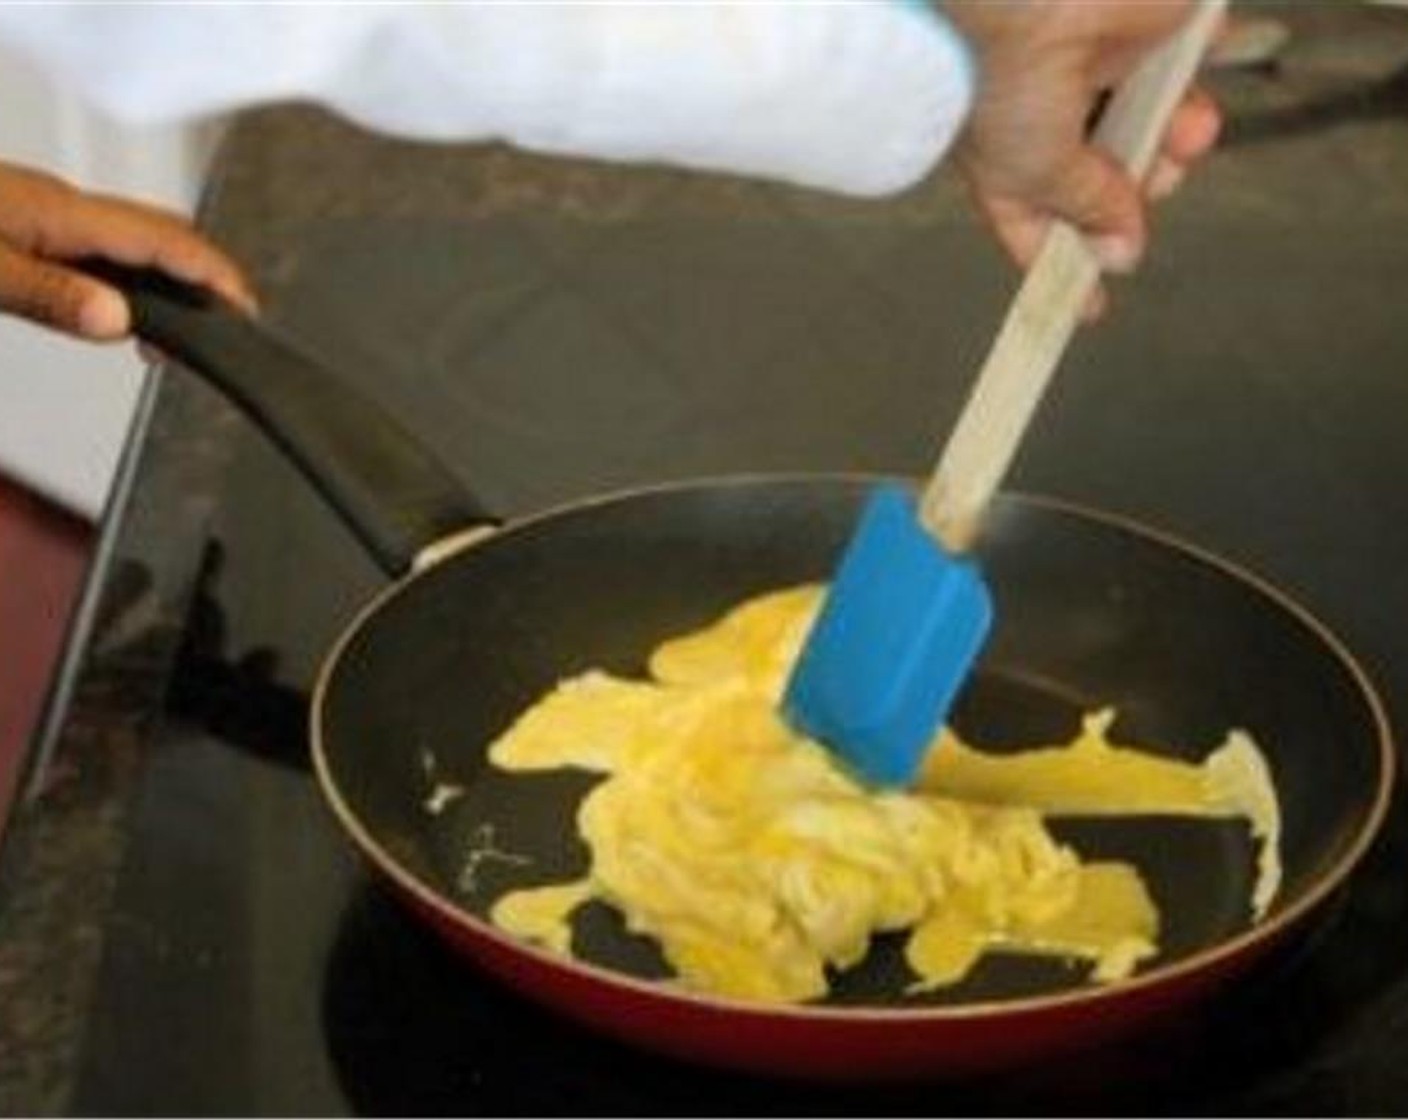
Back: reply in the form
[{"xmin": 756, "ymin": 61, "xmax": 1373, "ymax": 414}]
[{"xmin": 318, "ymin": 476, "xmax": 1387, "ymax": 1008}]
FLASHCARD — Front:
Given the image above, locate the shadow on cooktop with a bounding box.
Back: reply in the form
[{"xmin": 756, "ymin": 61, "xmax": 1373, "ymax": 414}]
[
  {"xmin": 1222, "ymin": 62, "xmax": 1408, "ymax": 147},
  {"xmin": 317, "ymin": 881, "xmax": 1351, "ymax": 1116},
  {"xmin": 166, "ymin": 540, "xmax": 312, "ymax": 771}
]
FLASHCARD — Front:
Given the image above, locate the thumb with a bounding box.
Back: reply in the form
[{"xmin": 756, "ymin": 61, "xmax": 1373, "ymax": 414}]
[
  {"xmin": 1047, "ymin": 147, "xmax": 1149, "ymax": 274},
  {"xmin": 0, "ymin": 244, "xmax": 130, "ymax": 340}
]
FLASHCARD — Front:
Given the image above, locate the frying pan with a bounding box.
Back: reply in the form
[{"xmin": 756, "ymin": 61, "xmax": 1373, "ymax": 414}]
[{"xmin": 101, "ymin": 264, "xmax": 1394, "ymax": 1080}]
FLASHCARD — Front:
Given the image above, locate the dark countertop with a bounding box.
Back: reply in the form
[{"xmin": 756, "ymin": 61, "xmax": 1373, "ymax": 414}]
[{"xmin": 4, "ymin": 5, "xmax": 1408, "ymax": 1112}]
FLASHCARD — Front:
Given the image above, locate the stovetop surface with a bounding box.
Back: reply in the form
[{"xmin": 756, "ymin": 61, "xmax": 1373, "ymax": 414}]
[{"xmin": 66, "ymin": 692, "xmax": 1408, "ymax": 1115}]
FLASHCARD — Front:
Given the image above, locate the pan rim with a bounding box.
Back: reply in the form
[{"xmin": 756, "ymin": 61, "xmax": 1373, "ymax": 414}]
[{"xmin": 310, "ymin": 470, "xmax": 1396, "ymax": 1024}]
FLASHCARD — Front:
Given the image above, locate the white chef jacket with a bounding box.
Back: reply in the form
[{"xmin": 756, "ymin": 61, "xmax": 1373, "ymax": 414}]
[{"xmin": 0, "ymin": 2, "xmax": 974, "ymax": 197}]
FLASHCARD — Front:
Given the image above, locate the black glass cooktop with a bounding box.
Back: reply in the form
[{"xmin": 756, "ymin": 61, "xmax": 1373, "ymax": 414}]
[{"xmin": 62, "ymin": 604, "xmax": 1407, "ymax": 1115}]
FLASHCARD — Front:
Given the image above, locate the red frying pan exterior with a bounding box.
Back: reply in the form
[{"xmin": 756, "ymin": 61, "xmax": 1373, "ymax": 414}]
[
  {"xmin": 387, "ymin": 815, "xmax": 1276, "ymax": 1080},
  {"xmin": 310, "ymin": 480, "xmax": 1394, "ymax": 1080}
]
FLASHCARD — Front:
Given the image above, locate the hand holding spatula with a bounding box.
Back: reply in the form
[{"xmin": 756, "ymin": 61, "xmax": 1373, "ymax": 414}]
[{"xmin": 784, "ymin": 0, "xmax": 1228, "ymax": 786}]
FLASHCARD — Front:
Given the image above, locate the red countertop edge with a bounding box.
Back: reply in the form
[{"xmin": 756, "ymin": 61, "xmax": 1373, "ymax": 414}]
[{"xmin": 0, "ymin": 473, "xmax": 93, "ymax": 829}]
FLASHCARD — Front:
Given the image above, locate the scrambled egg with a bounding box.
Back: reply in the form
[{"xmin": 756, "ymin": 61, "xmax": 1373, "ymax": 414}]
[{"xmin": 486, "ymin": 586, "xmax": 1280, "ymax": 1004}]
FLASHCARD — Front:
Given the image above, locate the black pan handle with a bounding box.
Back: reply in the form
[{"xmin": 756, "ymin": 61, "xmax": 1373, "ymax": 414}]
[{"xmin": 83, "ymin": 260, "xmax": 498, "ymax": 576}]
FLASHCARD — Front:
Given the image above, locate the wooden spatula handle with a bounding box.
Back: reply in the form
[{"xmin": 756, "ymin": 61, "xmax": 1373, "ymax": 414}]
[{"xmin": 919, "ymin": 0, "xmax": 1226, "ymax": 552}]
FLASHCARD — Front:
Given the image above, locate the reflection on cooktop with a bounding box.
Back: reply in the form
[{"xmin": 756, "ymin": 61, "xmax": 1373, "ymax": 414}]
[
  {"xmin": 71, "ymin": 692, "xmax": 1408, "ymax": 1115},
  {"xmin": 319, "ymin": 881, "xmax": 1346, "ymax": 1116},
  {"xmin": 166, "ymin": 540, "xmax": 312, "ymax": 771}
]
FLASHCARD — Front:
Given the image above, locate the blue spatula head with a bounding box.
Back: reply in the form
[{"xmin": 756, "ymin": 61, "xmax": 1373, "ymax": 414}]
[{"xmin": 783, "ymin": 484, "xmax": 993, "ymax": 786}]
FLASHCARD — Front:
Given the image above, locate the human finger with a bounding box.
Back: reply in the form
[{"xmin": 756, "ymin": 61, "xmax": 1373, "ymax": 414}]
[
  {"xmin": 975, "ymin": 191, "xmax": 1050, "ymax": 272},
  {"xmin": 973, "ymin": 192, "xmax": 1110, "ymax": 323},
  {"xmin": 0, "ymin": 240, "xmax": 129, "ymax": 339},
  {"xmin": 32, "ymin": 190, "xmax": 257, "ymax": 315},
  {"xmin": 1161, "ymin": 86, "xmax": 1222, "ymax": 166},
  {"xmin": 88, "ymin": 192, "xmax": 258, "ymax": 314},
  {"xmin": 1044, "ymin": 145, "xmax": 1148, "ymax": 273},
  {"xmin": 1146, "ymin": 156, "xmax": 1186, "ymax": 201}
]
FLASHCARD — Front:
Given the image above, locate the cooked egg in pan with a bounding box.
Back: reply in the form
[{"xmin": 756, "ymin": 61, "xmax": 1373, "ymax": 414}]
[{"xmin": 486, "ymin": 586, "xmax": 1280, "ymax": 1004}]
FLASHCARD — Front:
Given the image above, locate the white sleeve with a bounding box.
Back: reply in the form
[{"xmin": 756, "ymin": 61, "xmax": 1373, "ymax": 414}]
[{"xmin": 0, "ymin": 3, "xmax": 974, "ymax": 198}]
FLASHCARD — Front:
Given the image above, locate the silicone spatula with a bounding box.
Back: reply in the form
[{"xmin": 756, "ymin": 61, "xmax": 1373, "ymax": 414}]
[{"xmin": 783, "ymin": 0, "xmax": 1226, "ymax": 786}]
